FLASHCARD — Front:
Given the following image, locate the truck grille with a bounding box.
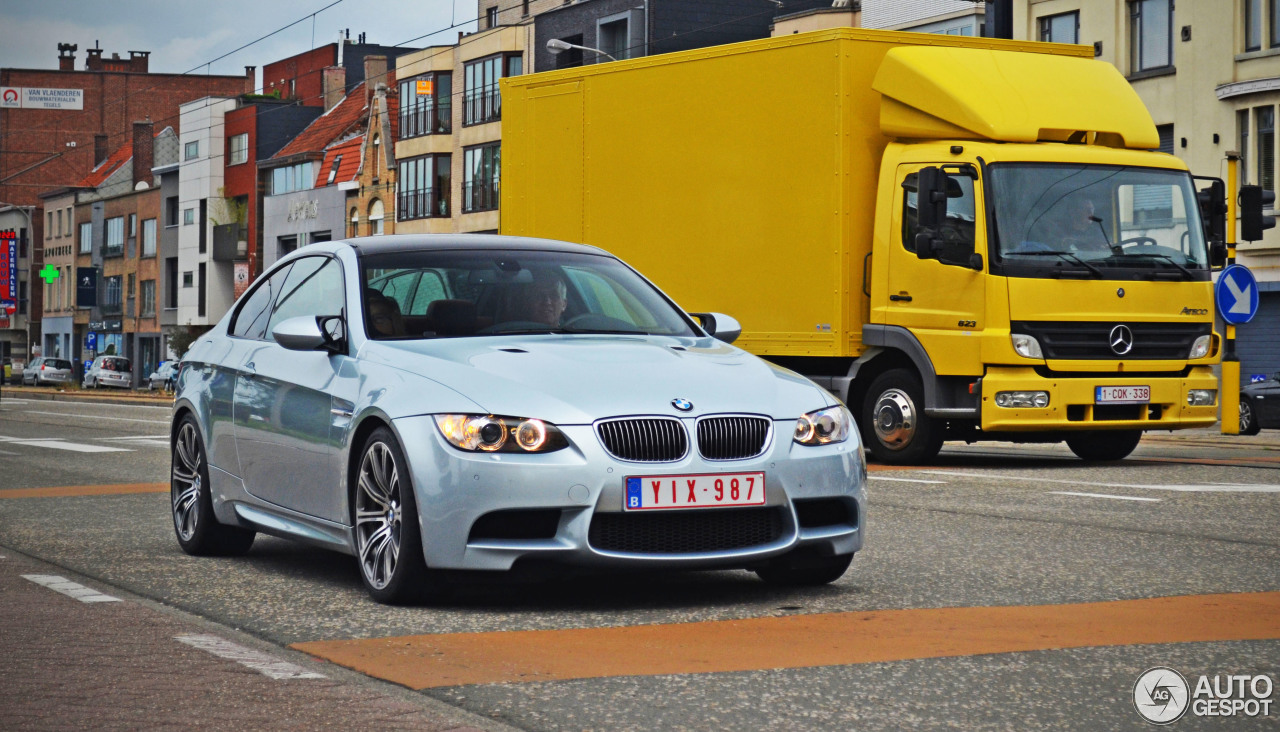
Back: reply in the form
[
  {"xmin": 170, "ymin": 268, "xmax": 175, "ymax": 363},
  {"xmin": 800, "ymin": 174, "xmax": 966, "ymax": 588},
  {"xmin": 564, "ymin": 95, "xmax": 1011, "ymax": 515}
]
[
  {"xmin": 588, "ymin": 507, "xmax": 786, "ymax": 554},
  {"xmin": 696, "ymin": 416, "xmax": 771, "ymax": 460},
  {"xmin": 596, "ymin": 418, "xmax": 689, "ymax": 462},
  {"xmin": 1010, "ymin": 321, "xmax": 1210, "ymax": 360}
]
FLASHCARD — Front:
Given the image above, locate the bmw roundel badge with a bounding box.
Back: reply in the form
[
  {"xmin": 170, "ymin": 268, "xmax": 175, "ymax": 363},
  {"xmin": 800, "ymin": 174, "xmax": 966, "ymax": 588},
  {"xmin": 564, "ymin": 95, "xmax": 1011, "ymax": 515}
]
[{"xmin": 672, "ymin": 398, "xmax": 693, "ymax": 412}]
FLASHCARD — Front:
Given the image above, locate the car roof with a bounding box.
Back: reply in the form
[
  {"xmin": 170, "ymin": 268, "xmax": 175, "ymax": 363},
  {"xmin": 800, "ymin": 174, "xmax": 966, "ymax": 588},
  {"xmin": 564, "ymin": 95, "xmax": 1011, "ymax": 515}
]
[{"xmin": 278, "ymin": 234, "xmax": 612, "ymax": 263}]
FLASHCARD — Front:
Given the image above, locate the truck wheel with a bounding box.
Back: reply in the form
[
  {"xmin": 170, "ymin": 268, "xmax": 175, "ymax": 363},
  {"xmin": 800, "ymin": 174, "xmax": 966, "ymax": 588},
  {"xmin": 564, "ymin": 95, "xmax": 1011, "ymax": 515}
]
[
  {"xmin": 1066, "ymin": 430, "xmax": 1142, "ymax": 461},
  {"xmin": 1240, "ymin": 397, "xmax": 1262, "ymax": 436},
  {"xmin": 860, "ymin": 368, "xmax": 944, "ymax": 464}
]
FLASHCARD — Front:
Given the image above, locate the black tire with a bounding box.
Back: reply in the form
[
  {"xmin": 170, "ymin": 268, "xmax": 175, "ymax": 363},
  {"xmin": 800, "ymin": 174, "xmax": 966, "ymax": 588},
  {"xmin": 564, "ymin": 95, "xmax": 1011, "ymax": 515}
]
[
  {"xmin": 1240, "ymin": 397, "xmax": 1262, "ymax": 436},
  {"xmin": 860, "ymin": 368, "xmax": 945, "ymax": 464},
  {"xmin": 171, "ymin": 415, "xmax": 255, "ymax": 555},
  {"xmin": 353, "ymin": 427, "xmax": 439, "ymax": 604},
  {"xmin": 755, "ymin": 551, "xmax": 853, "ymax": 586},
  {"xmin": 1065, "ymin": 430, "xmax": 1142, "ymax": 461}
]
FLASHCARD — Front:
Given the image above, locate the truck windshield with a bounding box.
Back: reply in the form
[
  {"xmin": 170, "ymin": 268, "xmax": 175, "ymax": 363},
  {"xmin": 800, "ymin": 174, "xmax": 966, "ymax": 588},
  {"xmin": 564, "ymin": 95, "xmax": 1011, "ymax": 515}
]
[{"xmin": 989, "ymin": 164, "xmax": 1209, "ymax": 281}]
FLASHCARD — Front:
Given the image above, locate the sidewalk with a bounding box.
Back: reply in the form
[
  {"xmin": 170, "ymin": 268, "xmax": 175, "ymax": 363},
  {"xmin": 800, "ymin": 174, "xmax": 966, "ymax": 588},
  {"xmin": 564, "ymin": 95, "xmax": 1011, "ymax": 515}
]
[
  {"xmin": 0, "ymin": 384, "xmax": 172, "ymax": 408},
  {"xmin": 0, "ymin": 548, "xmax": 507, "ymax": 732}
]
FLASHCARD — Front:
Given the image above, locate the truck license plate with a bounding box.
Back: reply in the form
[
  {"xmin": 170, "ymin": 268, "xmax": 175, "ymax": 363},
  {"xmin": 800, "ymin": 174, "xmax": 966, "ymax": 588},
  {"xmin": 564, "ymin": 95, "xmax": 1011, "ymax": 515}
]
[
  {"xmin": 625, "ymin": 473, "xmax": 766, "ymax": 511},
  {"xmin": 1095, "ymin": 386, "xmax": 1150, "ymax": 404}
]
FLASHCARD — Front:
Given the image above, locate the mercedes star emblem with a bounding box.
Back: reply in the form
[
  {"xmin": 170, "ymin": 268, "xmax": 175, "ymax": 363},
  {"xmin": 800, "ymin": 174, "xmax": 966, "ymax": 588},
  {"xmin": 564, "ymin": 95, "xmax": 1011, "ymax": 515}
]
[{"xmin": 1109, "ymin": 324, "xmax": 1134, "ymax": 356}]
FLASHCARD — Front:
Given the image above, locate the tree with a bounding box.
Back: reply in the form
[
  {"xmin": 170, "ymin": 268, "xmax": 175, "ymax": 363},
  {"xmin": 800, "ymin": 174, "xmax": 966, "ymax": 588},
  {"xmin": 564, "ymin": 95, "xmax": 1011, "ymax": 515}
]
[{"xmin": 167, "ymin": 325, "xmax": 212, "ymax": 360}]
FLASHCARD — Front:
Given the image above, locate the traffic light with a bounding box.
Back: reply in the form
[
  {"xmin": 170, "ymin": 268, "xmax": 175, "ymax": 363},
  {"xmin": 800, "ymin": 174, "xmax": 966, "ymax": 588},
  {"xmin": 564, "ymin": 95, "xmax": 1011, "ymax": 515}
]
[
  {"xmin": 1197, "ymin": 179, "xmax": 1227, "ymax": 243},
  {"xmin": 1239, "ymin": 184, "xmax": 1276, "ymax": 242}
]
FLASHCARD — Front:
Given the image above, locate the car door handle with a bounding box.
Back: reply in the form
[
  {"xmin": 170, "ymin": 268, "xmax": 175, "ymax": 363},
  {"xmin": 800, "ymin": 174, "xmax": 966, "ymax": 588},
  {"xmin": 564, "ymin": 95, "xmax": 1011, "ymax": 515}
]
[{"xmin": 889, "ymin": 293, "xmax": 913, "ymax": 302}]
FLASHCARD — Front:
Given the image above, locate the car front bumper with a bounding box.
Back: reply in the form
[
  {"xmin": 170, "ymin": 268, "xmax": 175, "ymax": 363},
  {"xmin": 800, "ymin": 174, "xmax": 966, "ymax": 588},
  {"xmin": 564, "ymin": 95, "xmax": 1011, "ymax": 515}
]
[{"xmin": 392, "ymin": 415, "xmax": 866, "ymax": 572}]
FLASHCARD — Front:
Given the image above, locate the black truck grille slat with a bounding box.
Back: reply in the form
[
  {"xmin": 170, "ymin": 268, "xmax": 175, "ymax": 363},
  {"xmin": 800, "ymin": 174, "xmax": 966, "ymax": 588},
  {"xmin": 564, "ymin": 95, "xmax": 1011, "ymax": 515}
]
[
  {"xmin": 1010, "ymin": 321, "xmax": 1210, "ymax": 360},
  {"xmin": 697, "ymin": 416, "xmax": 771, "ymax": 460},
  {"xmin": 588, "ymin": 507, "xmax": 786, "ymax": 554},
  {"xmin": 596, "ymin": 418, "xmax": 688, "ymax": 462}
]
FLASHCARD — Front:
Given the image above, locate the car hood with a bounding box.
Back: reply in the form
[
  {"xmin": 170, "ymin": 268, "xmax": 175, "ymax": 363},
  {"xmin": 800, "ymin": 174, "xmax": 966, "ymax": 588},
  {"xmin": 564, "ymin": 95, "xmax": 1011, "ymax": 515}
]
[{"xmin": 359, "ymin": 335, "xmax": 833, "ymax": 424}]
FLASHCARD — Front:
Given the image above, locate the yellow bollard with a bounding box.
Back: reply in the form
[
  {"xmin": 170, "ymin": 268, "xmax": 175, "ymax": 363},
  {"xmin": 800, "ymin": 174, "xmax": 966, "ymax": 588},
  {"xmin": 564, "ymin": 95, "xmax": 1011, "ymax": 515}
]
[{"xmin": 1222, "ymin": 357, "xmax": 1240, "ymax": 435}]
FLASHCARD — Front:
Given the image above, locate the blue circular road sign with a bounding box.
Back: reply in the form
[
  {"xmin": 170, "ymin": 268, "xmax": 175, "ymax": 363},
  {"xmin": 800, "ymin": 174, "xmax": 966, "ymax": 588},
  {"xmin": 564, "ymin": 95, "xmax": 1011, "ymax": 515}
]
[{"xmin": 1216, "ymin": 263, "xmax": 1260, "ymax": 325}]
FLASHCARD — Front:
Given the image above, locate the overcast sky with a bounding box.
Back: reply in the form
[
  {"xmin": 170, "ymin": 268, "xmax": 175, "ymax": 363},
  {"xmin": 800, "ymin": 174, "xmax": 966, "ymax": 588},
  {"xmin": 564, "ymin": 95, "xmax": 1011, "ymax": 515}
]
[{"xmin": 0, "ymin": 0, "xmax": 478, "ymax": 85}]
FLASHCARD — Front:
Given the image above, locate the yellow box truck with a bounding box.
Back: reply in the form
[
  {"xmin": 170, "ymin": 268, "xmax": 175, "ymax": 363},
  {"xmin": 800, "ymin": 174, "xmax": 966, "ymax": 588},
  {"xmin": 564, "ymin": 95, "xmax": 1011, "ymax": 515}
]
[{"xmin": 500, "ymin": 28, "xmax": 1225, "ymax": 463}]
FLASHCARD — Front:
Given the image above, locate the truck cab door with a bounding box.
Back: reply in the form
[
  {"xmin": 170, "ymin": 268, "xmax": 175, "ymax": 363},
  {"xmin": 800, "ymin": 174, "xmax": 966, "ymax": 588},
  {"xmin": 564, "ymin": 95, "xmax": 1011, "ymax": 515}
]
[{"xmin": 884, "ymin": 164, "xmax": 986, "ymax": 374}]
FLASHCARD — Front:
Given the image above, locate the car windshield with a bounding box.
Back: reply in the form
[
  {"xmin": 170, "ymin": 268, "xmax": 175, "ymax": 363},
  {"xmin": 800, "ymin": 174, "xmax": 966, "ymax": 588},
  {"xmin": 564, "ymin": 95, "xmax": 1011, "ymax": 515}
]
[
  {"xmin": 989, "ymin": 164, "xmax": 1210, "ymax": 280},
  {"xmin": 360, "ymin": 249, "xmax": 698, "ymax": 339}
]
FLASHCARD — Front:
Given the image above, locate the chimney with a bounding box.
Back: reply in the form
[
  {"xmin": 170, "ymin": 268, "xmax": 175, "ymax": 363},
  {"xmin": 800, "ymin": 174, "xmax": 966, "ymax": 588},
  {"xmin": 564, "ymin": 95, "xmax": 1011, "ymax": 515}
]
[
  {"xmin": 322, "ymin": 66, "xmax": 347, "ymax": 111},
  {"xmin": 131, "ymin": 120, "xmax": 154, "ymax": 187},
  {"xmin": 57, "ymin": 43, "xmax": 77, "ymax": 71},
  {"xmin": 128, "ymin": 51, "xmax": 150, "ymax": 73},
  {"xmin": 93, "ymin": 134, "xmax": 109, "ymax": 167},
  {"xmin": 86, "ymin": 47, "xmax": 103, "ymax": 71},
  {"xmin": 244, "ymin": 65, "xmax": 256, "ymax": 95},
  {"xmin": 363, "ymin": 55, "xmax": 387, "ymax": 107}
]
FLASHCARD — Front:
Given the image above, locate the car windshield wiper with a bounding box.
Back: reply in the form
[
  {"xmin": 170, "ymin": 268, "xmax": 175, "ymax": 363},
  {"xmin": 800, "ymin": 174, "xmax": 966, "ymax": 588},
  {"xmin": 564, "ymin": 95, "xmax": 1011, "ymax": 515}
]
[
  {"xmin": 1120, "ymin": 251, "xmax": 1196, "ymax": 278},
  {"xmin": 1002, "ymin": 250, "xmax": 1103, "ymax": 277}
]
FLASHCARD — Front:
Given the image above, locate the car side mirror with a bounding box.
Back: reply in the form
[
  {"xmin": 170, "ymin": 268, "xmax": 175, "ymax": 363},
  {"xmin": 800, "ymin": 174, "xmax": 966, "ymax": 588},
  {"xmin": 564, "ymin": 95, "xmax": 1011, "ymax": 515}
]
[
  {"xmin": 272, "ymin": 316, "xmax": 344, "ymax": 353},
  {"xmin": 689, "ymin": 312, "xmax": 742, "ymax": 344}
]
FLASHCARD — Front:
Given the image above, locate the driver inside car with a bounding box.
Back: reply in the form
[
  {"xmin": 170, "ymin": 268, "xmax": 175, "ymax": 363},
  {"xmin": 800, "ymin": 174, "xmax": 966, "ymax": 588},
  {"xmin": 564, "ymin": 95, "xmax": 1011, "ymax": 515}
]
[{"xmin": 506, "ymin": 271, "xmax": 568, "ymax": 326}]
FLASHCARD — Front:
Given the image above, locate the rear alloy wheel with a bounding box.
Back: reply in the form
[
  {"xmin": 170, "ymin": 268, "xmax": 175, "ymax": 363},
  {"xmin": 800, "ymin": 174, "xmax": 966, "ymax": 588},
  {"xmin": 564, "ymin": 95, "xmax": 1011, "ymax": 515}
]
[
  {"xmin": 1065, "ymin": 430, "xmax": 1142, "ymax": 462},
  {"xmin": 1240, "ymin": 397, "xmax": 1262, "ymax": 436},
  {"xmin": 755, "ymin": 552, "xmax": 853, "ymax": 586},
  {"xmin": 171, "ymin": 417, "xmax": 255, "ymax": 555},
  {"xmin": 860, "ymin": 369, "xmax": 945, "ymax": 464},
  {"xmin": 354, "ymin": 427, "xmax": 436, "ymax": 604}
]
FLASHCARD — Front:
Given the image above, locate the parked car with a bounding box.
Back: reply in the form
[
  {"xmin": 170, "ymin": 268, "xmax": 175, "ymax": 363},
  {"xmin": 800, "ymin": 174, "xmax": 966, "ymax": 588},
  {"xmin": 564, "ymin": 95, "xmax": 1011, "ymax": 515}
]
[
  {"xmin": 1239, "ymin": 375, "xmax": 1280, "ymax": 434},
  {"xmin": 22, "ymin": 357, "xmax": 74, "ymax": 387},
  {"xmin": 5, "ymin": 358, "xmax": 23, "ymax": 385},
  {"xmin": 148, "ymin": 361, "xmax": 179, "ymax": 391},
  {"xmin": 172, "ymin": 235, "xmax": 866, "ymax": 603},
  {"xmin": 84, "ymin": 355, "xmax": 133, "ymax": 389}
]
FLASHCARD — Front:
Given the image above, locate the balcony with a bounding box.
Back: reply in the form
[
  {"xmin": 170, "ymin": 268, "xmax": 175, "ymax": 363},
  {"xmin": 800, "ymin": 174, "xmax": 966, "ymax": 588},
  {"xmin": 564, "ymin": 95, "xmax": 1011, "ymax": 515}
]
[
  {"xmin": 212, "ymin": 223, "xmax": 247, "ymax": 262},
  {"xmin": 462, "ymin": 180, "xmax": 498, "ymax": 213},
  {"xmin": 463, "ymin": 88, "xmax": 500, "ymax": 126},
  {"xmin": 397, "ymin": 189, "xmax": 448, "ymax": 220}
]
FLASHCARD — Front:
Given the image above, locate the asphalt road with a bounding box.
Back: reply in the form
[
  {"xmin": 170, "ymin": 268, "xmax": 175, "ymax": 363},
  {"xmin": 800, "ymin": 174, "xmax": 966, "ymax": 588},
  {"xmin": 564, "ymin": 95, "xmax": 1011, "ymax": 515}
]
[{"xmin": 1, "ymin": 394, "xmax": 1278, "ymax": 730}]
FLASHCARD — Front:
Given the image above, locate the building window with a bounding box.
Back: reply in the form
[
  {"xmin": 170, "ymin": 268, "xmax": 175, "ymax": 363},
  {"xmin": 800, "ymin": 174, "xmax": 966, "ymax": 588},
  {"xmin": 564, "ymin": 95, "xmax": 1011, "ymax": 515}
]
[
  {"xmin": 103, "ymin": 275, "xmax": 122, "ymax": 315},
  {"xmin": 1248, "ymin": 0, "xmax": 1264, "ymax": 51},
  {"xmin": 1241, "ymin": 109, "xmax": 1251, "ymax": 186},
  {"xmin": 140, "ymin": 280, "xmax": 156, "ymax": 317},
  {"xmin": 79, "ymin": 221, "xmax": 92, "ymax": 254},
  {"xmin": 105, "ymin": 216, "xmax": 124, "ymax": 257},
  {"xmin": 399, "ymin": 73, "xmax": 452, "ymax": 138},
  {"xmin": 182, "ymin": 271, "xmax": 193, "ymax": 288},
  {"xmin": 1129, "ymin": 0, "xmax": 1172, "ymax": 74},
  {"xmin": 228, "ymin": 133, "xmax": 249, "ymax": 165},
  {"xmin": 56, "ymin": 208, "xmax": 63, "ymax": 237},
  {"xmin": 270, "ymin": 161, "xmax": 314, "ymax": 195},
  {"xmin": 165, "ymin": 196, "xmax": 179, "ymax": 227},
  {"xmin": 598, "ymin": 17, "xmax": 630, "ymax": 61},
  {"xmin": 184, "ymin": 208, "xmax": 195, "ymax": 225},
  {"xmin": 486, "ymin": 5, "xmax": 498, "ymax": 28},
  {"xmin": 141, "ymin": 218, "xmax": 156, "ymax": 257},
  {"xmin": 326, "ymin": 155, "xmax": 343, "ymax": 184},
  {"xmin": 463, "ymin": 143, "xmax": 500, "ymax": 213},
  {"xmin": 397, "ymin": 154, "xmax": 451, "ymax": 220},
  {"xmin": 1258, "ymin": 106, "xmax": 1275, "ymax": 195},
  {"xmin": 166, "ymin": 257, "xmax": 178, "ymax": 309},
  {"xmin": 369, "ymin": 199, "xmax": 384, "ymax": 235},
  {"xmin": 464, "ymin": 55, "xmax": 521, "ymax": 126},
  {"xmin": 349, "ymin": 207, "xmax": 359, "ymax": 238},
  {"xmin": 1039, "ymin": 11, "xmax": 1080, "ymax": 45},
  {"xmin": 46, "ymin": 211, "xmax": 53, "ymax": 233},
  {"xmin": 1156, "ymin": 124, "xmax": 1174, "ymax": 154},
  {"xmin": 184, "ymin": 140, "xmax": 199, "ymax": 160}
]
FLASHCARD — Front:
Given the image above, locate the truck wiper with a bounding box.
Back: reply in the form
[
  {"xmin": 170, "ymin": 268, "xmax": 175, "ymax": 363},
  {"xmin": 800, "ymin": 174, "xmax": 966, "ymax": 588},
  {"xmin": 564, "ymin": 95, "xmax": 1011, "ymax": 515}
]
[
  {"xmin": 1122, "ymin": 251, "xmax": 1196, "ymax": 278},
  {"xmin": 1003, "ymin": 250, "xmax": 1103, "ymax": 277}
]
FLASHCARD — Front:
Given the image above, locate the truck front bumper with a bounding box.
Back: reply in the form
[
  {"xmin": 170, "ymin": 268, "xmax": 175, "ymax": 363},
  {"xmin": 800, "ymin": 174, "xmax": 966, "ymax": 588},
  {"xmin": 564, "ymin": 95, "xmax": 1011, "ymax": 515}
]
[{"xmin": 979, "ymin": 365, "xmax": 1219, "ymax": 432}]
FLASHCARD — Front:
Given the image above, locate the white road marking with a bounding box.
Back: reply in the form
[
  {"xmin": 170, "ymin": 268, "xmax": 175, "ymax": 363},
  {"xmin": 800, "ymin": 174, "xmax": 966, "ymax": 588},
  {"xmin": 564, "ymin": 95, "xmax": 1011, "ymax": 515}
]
[
  {"xmin": 922, "ymin": 470, "xmax": 1280, "ymax": 493},
  {"xmin": 22, "ymin": 574, "xmax": 121, "ymax": 603},
  {"xmin": 1049, "ymin": 491, "xmax": 1162, "ymax": 503},
  {"xmin": 0, "ymin": 439, "xmax": 130, "ymax": 453},
  {"xmin": 868, "ymin": 476, "xmax": 949, "ymax": 484},
  {"xmin": 16, "ymin": 410, "xmax": 168, "ymax": 424},
  {"xmin": 174, "ymin": 634, "xmax": 326, "ymax": 679}
]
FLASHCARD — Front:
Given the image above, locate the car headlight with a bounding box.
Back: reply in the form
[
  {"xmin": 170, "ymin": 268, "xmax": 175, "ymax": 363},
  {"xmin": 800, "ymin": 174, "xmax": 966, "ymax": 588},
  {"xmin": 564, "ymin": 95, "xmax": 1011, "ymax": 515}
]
[
  {"xmin": 434, "ymin": 414, "xmax": 570, "ymax": 453},
  {"xmin": 794, "ymin": 405, "xmax": 852, "ymax": 445},
  {"xmin": 1189, "ymin": 335, "xmax": 1211, "ymax": 359},
  {"xmin": 1011, "ymin": 333, "xmax": 1043, "ymax": 359}
]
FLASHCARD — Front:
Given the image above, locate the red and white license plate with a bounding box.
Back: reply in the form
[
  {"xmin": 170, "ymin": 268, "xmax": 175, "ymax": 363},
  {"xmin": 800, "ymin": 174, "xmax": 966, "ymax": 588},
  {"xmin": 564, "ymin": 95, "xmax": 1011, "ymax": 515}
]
[
  {"xmin": 624, "ymin": 472, "xmax": 766, "ymax": 511},
  {"xmin": 1095, "ymin": 385, "xmax": 1150, "ymax": 404}
]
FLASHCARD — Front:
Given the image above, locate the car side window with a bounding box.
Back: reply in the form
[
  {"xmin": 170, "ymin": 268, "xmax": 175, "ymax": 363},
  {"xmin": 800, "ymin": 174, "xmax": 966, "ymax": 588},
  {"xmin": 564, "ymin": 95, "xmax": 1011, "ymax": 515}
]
[
  {"xmin": 231, "ymin": 263, "xmax": 292, "ymax": 340},
  {"xmin": 407, "ymin": 271, "xmax": 447, "ymax": 315},
  {"xmin": 266, "ymin": 256, "xmax": 344, "ymax": 337}
]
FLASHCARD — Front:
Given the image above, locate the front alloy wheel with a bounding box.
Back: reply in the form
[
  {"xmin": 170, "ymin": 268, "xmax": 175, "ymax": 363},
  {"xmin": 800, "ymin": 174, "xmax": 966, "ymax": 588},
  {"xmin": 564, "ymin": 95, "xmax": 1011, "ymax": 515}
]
[
  {"xmin": 171, "ymin": 417, "xmax": 255, "ymax": 555},
  {"xmin": 353, "ymin": 428, "xmax": 434, "ymax": 604}
]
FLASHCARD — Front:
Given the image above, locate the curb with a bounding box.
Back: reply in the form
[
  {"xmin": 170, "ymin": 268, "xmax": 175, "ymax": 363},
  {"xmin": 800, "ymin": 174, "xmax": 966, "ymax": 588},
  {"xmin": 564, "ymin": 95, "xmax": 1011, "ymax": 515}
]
[{"xmin": 0, "ymin": 387, "xmax": 172, "ymax": 409}]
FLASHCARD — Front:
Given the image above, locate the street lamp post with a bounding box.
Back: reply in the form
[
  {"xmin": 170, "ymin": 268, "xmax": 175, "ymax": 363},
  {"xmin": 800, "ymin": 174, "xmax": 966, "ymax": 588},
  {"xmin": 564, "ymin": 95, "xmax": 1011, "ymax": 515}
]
[{"xmin": 546, "ymin": 38, "xmax": 617, "ymax": 63}]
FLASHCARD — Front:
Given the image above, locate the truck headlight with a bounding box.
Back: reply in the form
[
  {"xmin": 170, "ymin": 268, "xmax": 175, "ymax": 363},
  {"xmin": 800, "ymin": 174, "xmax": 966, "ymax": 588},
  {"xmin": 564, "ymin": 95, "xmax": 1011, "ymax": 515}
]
[
  {"xmin": 1186, "ymin": 389, "xmax": 1216, "ymax": 406},
  {"xmin": 794, "ymin": 405, "xmax": 852, "ymax": 445},
  {"xmin": 1011, "ymin": 333, "xmax": 1043, "ymax": 359},
  {"xmin": 434, "ymin": 414, "xmax": 569, "ymax": 453},
  {"xmin": 1189, "ymin": 335, "xmax": 1211, "ymax": 359},
  {"xmin": 994, "ymin": 391, "xmax": 1050, "ymax": 408}
]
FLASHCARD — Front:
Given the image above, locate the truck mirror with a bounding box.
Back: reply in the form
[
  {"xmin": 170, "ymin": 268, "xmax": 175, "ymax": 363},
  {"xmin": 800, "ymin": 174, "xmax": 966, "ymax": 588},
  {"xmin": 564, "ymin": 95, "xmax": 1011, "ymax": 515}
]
[
  {"xmin": 1240, "ymin": 184, "xmax": 1277, "ymax": 242},
  {"xmin": 916, "ymin": 167, "xmax": 949, "ymax": 229},
  {"xmin": 914, "ymin": 232, "xmax": 939, "ymax": 260}
]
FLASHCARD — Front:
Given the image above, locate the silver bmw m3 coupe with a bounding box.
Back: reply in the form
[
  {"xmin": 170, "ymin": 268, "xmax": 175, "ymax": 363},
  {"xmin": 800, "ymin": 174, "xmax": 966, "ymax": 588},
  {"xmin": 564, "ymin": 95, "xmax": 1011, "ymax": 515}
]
[{"xmin": 170, "ymin": 235, "xmax": 866, "ymax": 603}]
